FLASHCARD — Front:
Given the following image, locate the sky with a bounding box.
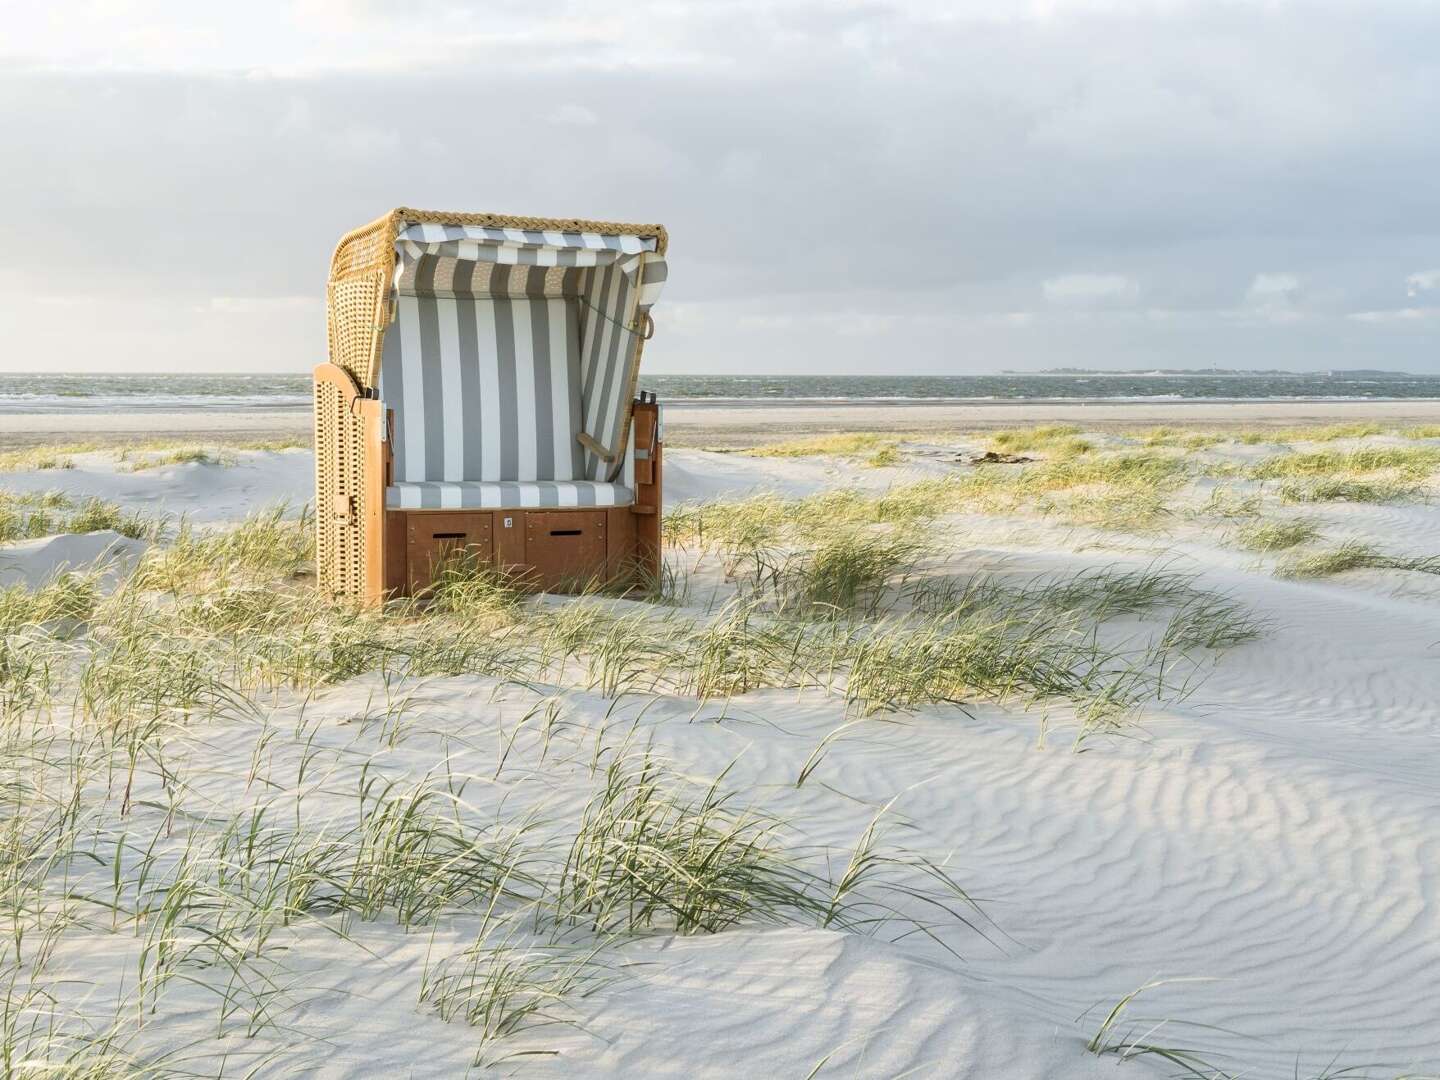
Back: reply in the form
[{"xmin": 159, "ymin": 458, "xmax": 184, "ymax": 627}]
[{"xmin": 1, "ymin": 0, "xmax": 1437, "ymax": 375}]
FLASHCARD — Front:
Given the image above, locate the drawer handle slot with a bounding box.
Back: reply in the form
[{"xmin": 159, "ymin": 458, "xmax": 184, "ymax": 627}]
[
  {"xmin": 549, "ymin": 529, "xmax": 582, "ymax": 537},
  {"xmin": 432, "ymin": 532, "xmax": 467, "ymax": 540}
]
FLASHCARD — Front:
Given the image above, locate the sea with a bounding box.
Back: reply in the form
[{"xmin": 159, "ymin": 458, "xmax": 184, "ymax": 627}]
[{"xmin": 1, "ymin": 372, "xmax": 1439, "ymax": 413}]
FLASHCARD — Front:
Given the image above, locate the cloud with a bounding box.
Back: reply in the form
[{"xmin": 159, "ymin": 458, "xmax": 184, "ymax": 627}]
[
  {"xmin": 1347, "ymin": 307, "xmax": 1438, "ymax": 325},
  {"xmin": 1042, "ymin": 274, "xmax": 1139, "ymax": 306},
  {"xmin": 2, "ymin": 2, "xmax": 1440, "ymax": 372},
  {"xmin": 1246, "ymin": 273, "xmax": 1301, "ymax": 302},
  {"xmin": 1406, "ymin": 269, "xmax": 1440, "ymax": 298}
]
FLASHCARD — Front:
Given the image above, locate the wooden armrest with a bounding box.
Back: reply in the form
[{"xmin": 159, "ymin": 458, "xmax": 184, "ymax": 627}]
[{"xmin": 577, "ymin": 431, "xmax": 619, "ymax": 462}]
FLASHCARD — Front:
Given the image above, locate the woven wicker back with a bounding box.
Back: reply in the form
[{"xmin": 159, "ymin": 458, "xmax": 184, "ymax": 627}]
[{"xmin": 327, "ymin": 213, "xmax": 397, "ymax": 389}]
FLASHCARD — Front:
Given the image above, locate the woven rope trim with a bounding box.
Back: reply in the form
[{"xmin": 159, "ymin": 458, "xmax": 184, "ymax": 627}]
[{"xmin": 394, "ymin": 208, "xmax": 668, "ymax": 255}]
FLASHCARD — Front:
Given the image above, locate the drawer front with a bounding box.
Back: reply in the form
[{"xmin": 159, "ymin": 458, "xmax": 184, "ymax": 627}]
[
  {"xmin": 406, "ymin": 512, "xmax": 493, "ymax": 593},
  {"xmin": 525, "ymin": 512, "xmax": 608, "ymax": 590}
]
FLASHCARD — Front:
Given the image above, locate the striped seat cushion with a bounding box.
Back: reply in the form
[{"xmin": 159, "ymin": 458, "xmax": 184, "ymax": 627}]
[
  {"xmin": 385, "ymin": 480, "xmax": 633, "ymax": 510},
  {"xmin": 380, "ymin": 296, "xmax": 586, "ymax": 483}
]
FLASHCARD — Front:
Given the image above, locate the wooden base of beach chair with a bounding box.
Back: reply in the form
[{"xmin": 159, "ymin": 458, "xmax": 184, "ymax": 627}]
[
  {"xmin": 392, "ymin": 505, "xmax": 649, "ymax": 596},
  {"xmin": 314, "ymin": 372, "xmax": 663, "ymax": 606}
]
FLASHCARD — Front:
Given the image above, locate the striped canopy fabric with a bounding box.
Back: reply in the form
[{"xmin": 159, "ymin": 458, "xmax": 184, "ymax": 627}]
[
  {"xmin": 380, "ymin": 218, "xmax": 667, "ymax": 499},
  {"xmin": 380, "ymin": 296, "xmax": 585, "ymax": 483}
]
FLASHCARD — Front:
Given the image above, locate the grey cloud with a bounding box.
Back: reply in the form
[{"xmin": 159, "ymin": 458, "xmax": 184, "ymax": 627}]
[{"xmin": 1, "ymin": 1, "xmax": 1437, "ymax": 373}]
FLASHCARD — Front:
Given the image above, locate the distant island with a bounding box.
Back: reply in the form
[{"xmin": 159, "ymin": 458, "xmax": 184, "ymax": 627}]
[{"xmin": 1014, "ymin": 368, "xmax": 1416, "ymax": 378}]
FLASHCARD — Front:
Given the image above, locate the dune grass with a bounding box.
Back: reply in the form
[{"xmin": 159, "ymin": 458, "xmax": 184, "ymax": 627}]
[
  {"xmin": 1235, "ymin": 518, "xmax": 1322, "ymax": 552},
  {"xmin": 1237, "ymin": 422, "xmax": 1388, "ymax": 445},
  {"xmin": 2, "ymin": 493, "xmax": 1042, "ymax": 1066},
  {"xmin": 988, "ymin": 424, "xmax": 1091, "ymax": 456},
  {"xmin": 1275, "ymin": 542, "xmax": 1440, "ymax": 580},
  {"xmin": 121, "ymin": 447, "xmax": 234, "ymax": 471},
  {"xmin": 0, "ymin": 447, "xmax": 83, "ymax": 472},
  {"xmin": 0, "ymin": 429, "xmax": 1306, "ymax": 1067},
  {"xmin": 0, "ymin": 437, "xmax": 309, "ymax": 476},
  {"xmin": 742, "ymin": 432, "xmax": 904, "ymax": 467},
  {"xmin": 1134, "ymin": 427, "xmax": 1225, "ymax": 450},
  {"xmin": 0, "ymin": 491, "xmax": 163, "ymax": 543},
  {"xmin": 1247, "ymin": 446, "xmax": 1440, "ymax": 504}
]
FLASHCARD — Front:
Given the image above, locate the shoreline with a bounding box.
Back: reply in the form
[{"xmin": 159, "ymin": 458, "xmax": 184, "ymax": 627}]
[{"xmin": 3, "ymin": 398, "xmax": 1440, "ymax": 450}]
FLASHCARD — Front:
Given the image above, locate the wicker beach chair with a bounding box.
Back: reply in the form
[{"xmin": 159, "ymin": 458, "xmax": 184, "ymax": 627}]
[{"xmin": 314, "ymin": 208, "xmax": 669, "ymax": 603}]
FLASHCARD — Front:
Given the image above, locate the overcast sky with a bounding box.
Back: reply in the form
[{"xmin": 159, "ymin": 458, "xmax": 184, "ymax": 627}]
[{"xmin": 2, "ymin": 0, "xmax": 1437, "ymax": 375}]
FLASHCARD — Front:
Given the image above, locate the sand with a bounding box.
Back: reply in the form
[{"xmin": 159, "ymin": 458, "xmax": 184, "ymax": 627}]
[
  {"xmin": 3, "ymin": 435, "xmax": 1439, "ymax": 1078},
  {"xmin": 5, "ymin": 398, "xmax": 1440, "ymax": 450}
]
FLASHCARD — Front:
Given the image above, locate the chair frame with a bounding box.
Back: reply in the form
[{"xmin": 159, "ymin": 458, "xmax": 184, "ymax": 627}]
[{"xmin": 314, "ymin": 208, "xmax": 667, "ymax": 604}]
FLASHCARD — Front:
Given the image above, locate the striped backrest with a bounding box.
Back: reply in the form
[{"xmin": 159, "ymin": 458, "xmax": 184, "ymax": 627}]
[{"xmin": 379, "ymin": 295, "xmax": 586, "ymax": 483}]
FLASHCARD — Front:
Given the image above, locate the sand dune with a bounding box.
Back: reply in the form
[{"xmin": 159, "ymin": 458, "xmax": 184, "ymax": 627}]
[{"xmin": 3, "ymin": 433, "xmax": 1438, "ymax": 1078}]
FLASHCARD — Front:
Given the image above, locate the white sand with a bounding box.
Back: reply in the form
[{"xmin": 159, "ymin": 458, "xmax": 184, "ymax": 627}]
[
  {"xmin": 5, "ymin": 397, "xmax": 1440, "ymax": 449},
  {"xmin": 5, "ymin": 441, "xmax": 1439, "ymax": 1078}
]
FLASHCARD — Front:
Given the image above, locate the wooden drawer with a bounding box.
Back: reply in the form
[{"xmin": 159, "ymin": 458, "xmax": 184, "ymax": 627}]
[
  {"xmin": 524, "ymin": 512, "xmax": 608, "ymax": 591},
  {"xmin": 406, "ymin": 512, "xmax": 493, "ymax": 594}
]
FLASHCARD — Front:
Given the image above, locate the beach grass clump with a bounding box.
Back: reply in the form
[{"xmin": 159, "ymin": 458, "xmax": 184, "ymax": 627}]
[
  {"xmin": 1159, "ymin": 593, "xmax": 1266, "ymax": 651},
  {"xmin": 1238, "ymin": 422, "xmax": 1386, "ymax": 445},
  {"xmin": 963, "ymin": 451, "xmax": 1190, "ymax": 529},
  {"xmin": 1277, "ymin": 476, "xmax": 1422, "ymax": 504},
  {"xmin": 675, "ymin": 599, "xmax": 814, "ymax": 699},
  {"xmin": 988, "ymin": 424, "xmax": 1091, "ymax": 456},
  {"xmin": 122, "ymin": 446, "xmax": 234, "ymax": 471},
  {"xmin": 840, "ymin": 609, "xmax": 1165, "ymax": 729},
  {"xmin": 1251, "ymin": 445, "xmax": 1440, "ymax": 480},
  {"xmin": 420, "ymin": 930, "xmax": 614, "ymax": 1060},
  {"xmin": 1275, "ymin": 542, "xmax": 1440, "ymax": 580},
  {"xmin": 1082, "ymin": 981, "xmax": 1232, "ymax": 1077},
  {"xmin": 743, "ymin": 433, "xmax": 904, "ymax": 467},
  {"xmin": 1194, "ymin": 488, "xmax": 1263, "ymax": 520},
  {"xmin": 0, "ymin": 491, "xmax": 160, "ymax": 543},
  {"xmin": 0, "ymin": 447, "xmax": 80, "ymax": 472},
  {"xmin": 559, "ymin": 749, "xmax": 825, "ymax": 935},
  {"xmin": 347, "ymin": 775, "xmax": 539, "ymax": 925},
  {"xmin": 1136, "ymin": 427, "xmax": 1224, "ymax": 450},
  {"xmin": 1235, "ymin": 518, "xmax": 1322, "ymax": 552},
  {"xmin": 0, "ymin": 573, "xmax": 99, "ymax": 636},
  {"xmin": 130, "ymin": 506, "xmax": 311, "ymax": 593},
  {"xmin": 1250, "ymin": 446, "xmax": 1440, "ymax": 504}
]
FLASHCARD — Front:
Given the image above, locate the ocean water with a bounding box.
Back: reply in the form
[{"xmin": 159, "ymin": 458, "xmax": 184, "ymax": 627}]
[{"xmin": 1, "ymin": 372, "xmax": 1438, "ymax": 413}]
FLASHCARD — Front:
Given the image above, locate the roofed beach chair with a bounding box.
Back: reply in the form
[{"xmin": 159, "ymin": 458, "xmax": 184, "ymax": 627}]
[{"xmin": 314, "ymin": 208, "xmax": 668, "ymax": 603}]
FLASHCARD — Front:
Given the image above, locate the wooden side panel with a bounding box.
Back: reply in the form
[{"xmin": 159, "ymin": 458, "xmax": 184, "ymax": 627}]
[
  {"xmin": 358, "ymin": 398, "xmax": 388, "ymax": 606},
  {"xmin": 525, "ymin": 512, "xmax": 608, "ymax": 591},
  {"xmin": 313, "ymin": 363, "xmax": 369, "ymax": 602},
  {"xmin": 632, "ymin": 398, "xmax": 663, "ymax": 586},
  {"xmin": 384, "ymin": 511, "xmax": 408, "ymax": 596},
  {"xmin": 406, "ymin": 512, "xmax": 493, "ymax": 594},
  {"xmin": 606, "ymin": 506, "xmax": 638, "ymax": 585}
]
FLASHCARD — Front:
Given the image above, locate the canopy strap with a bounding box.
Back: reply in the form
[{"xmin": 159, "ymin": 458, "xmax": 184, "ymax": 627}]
[
  {"xmin": 579, "ymin": 295, "xmax": 648, "ymax": 337},
  {"xmin": 576, "ymin": 431, "xmax": 619, "ymax": 462}
]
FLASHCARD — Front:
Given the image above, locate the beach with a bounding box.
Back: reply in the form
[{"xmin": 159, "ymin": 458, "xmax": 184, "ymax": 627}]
[
  {"xmin": 3, "ymin": 418, "xmax": 1439, "ymax": 1077},
  {"xmin": 6, "ymin": 397, "xmax": 1440, "ymax": 449}
]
